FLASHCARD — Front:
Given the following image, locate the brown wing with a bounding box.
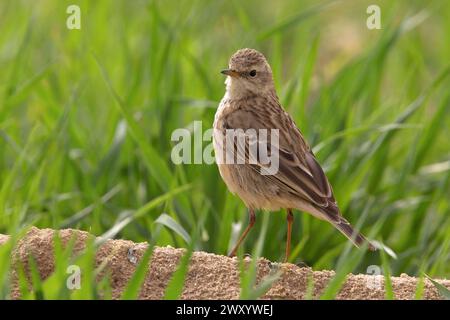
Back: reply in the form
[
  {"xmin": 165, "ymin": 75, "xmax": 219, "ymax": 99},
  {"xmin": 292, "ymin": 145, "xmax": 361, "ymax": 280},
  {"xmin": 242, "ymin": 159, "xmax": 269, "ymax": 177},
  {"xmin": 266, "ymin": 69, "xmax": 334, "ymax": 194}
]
[{"xmin": 224, "ymin": 104, "xmax": 342, "ymax": 222}]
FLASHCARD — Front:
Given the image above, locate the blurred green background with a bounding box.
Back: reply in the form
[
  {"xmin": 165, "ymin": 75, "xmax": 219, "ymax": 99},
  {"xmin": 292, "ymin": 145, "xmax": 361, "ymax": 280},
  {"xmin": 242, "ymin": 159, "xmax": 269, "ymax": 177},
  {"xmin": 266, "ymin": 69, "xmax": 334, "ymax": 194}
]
[{"xmin": 1, "ymin": 0, "xmax": 449, "ymax": 285}]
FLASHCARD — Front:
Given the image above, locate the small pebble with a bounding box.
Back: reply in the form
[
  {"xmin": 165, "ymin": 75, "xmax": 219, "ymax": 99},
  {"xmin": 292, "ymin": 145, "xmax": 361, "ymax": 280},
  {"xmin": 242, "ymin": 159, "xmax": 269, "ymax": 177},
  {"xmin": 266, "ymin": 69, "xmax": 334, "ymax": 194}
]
[{"xmin": 127, "ymin": 247, "xmax": 138, "ymax": 265}]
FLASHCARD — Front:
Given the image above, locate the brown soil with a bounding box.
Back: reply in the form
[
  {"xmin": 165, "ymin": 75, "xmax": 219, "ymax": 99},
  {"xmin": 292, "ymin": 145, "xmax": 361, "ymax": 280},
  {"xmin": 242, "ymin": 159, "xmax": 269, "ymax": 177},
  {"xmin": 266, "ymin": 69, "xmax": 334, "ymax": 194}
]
[{"xmin": 2, "ymin": 227, "xmax": 449, "ymax": 300}]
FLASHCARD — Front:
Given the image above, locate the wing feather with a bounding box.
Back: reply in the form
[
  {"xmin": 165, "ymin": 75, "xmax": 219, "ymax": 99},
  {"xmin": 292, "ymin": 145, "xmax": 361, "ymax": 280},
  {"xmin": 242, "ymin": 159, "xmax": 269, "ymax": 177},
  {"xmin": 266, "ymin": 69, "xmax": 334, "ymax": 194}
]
[{"xmin": 223, "ymin": 105, "xmax": 340, "ymax": 220}]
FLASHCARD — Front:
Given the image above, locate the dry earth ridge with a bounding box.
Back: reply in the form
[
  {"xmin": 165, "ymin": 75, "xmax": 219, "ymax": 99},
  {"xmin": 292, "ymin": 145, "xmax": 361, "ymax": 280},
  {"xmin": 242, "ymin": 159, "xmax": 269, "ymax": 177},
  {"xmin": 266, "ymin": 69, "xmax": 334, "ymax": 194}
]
[{"xmin": 0, "ymin": 227, "xmax": 449, "ymax": 299}]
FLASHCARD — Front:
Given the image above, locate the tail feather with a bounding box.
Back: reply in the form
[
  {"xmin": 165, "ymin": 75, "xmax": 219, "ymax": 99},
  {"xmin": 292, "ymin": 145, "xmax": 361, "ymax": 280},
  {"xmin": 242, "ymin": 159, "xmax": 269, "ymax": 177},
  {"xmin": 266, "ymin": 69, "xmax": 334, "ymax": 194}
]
[
  {"xmin": 308, "ymin": 198, "xmax": 376, "ymax": 251},
  {"xmin": 333, "ymin": 218, "xmax": 376, "ymax": 251}
]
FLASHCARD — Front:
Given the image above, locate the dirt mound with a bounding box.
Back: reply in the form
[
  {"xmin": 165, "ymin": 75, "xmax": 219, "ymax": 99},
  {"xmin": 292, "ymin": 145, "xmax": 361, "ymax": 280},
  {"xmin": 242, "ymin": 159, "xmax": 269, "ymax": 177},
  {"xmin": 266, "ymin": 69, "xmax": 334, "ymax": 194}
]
[{"xmin": 1, "ymin": 227, "xmax": 449, "ymax": 299}]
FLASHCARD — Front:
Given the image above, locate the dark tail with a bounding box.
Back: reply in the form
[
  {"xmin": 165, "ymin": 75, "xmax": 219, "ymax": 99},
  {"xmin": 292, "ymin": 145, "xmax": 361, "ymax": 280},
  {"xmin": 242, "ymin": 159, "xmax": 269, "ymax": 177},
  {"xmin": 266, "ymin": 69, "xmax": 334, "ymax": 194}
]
[{"xmin": 333, "ymin": 218, "xmax": 376, "ymax": 251}]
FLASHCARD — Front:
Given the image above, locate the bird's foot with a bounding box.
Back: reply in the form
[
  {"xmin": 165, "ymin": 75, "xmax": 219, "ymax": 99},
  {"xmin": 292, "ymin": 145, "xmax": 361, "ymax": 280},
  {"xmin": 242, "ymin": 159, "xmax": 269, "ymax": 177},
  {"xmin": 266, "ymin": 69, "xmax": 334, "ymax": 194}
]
[
  {"xmin": 227, "ymin": 252, "xmax": 252, "ymax": 259},
  {"xmin": 295, "ymin": 261, "xmax": 309, "ymax": 268}
]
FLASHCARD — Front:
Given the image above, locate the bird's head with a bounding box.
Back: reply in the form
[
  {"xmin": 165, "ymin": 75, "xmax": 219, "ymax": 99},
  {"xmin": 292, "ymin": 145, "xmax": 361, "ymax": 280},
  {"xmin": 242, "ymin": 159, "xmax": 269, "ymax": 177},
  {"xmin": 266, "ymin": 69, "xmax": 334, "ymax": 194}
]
[{"xmin": 221, "ymin": 48, "xmax": 274, "ymax": 98}]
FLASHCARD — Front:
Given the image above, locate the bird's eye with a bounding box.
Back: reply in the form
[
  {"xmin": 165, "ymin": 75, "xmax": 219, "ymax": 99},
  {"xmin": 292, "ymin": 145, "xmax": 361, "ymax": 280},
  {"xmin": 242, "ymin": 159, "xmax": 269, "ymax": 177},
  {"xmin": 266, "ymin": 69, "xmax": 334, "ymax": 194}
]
[{"xmin": 249, "ymin": 70, "xmax": 257, "ymax": 77}]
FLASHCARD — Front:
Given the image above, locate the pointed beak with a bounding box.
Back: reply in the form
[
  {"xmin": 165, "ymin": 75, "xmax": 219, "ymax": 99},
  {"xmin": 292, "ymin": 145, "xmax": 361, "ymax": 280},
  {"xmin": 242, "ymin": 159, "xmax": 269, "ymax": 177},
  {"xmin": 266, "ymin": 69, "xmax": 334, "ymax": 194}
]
[{"xmin": 221, "ymin": 69, "xmax": 240, "ymax": 77}]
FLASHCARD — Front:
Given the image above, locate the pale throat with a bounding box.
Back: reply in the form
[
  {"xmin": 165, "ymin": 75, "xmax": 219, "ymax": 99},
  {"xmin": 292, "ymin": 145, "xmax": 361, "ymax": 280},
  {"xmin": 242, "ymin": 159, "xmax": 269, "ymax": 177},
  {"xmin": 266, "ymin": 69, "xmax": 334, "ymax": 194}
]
[{"xmin": 224, "ymin": 76, "xmax": 255, "ymax": 100}]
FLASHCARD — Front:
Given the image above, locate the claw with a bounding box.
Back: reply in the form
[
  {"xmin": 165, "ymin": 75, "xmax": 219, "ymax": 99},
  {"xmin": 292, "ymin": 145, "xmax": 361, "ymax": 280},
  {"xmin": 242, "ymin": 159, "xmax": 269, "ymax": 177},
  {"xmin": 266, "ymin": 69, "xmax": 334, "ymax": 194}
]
[{"xmin": 295, "ymin": 261, "xmax": 309, "ymax": 268}]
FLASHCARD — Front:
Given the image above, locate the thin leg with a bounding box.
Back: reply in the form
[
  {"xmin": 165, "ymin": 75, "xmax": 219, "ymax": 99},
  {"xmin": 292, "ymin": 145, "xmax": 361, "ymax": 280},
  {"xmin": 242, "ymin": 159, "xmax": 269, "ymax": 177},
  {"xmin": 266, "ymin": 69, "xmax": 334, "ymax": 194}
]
[
  {"xmin": 228, "ymin": 209, "xmax": 256, "ymax": 257},
  {"xmin": 285, "ymin": 209, "xmax": 294, "ymax": 263}
]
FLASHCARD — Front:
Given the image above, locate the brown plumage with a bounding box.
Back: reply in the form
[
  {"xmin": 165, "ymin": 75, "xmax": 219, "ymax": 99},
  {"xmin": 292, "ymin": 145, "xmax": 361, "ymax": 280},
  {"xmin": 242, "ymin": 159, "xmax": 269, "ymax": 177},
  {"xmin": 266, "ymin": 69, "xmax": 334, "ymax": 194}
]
[{"xmin": 213, "ymin": 48, "xmax": 375, "ymax": 261}]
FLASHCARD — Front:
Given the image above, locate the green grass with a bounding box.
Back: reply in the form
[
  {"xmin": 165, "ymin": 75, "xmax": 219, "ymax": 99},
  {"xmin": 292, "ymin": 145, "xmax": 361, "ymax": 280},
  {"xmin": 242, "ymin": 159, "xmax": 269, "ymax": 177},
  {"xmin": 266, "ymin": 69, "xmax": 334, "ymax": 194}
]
[{"xmin": 1, "ymin": 0, "xmax": 450, "ymax": 299}]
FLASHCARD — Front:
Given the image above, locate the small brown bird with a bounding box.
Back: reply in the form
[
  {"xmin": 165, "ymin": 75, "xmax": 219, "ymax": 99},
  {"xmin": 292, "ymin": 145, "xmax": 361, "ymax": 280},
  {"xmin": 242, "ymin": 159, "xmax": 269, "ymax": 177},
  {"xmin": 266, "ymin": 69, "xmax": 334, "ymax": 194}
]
[{"xmin": 213, "ymin": 48, "xmax": 375, "ymax": 262}]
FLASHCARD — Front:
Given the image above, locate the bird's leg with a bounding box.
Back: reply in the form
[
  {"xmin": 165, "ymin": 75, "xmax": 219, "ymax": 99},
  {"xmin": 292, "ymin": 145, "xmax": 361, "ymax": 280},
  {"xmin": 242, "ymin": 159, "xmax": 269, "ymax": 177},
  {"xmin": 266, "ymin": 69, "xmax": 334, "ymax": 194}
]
[
  {"xmin": 285, "ymin": 209, "xmax": 294, "ymax": 263},
  {"xmin": 228, "ymin": 209, "xmax": 256, "ymax": 257}
]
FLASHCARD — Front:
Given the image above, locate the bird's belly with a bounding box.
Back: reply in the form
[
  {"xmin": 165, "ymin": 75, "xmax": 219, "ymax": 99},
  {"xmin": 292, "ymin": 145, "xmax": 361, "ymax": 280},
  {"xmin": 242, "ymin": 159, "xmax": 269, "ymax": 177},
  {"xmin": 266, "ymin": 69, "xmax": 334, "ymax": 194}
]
[
  {"xmin": 216, "ymin": 163, "xmax": 285, "ymax": 211},
  {"xmin": 213, "ymin": 99, "xmax": 287, "ymax": 211}
]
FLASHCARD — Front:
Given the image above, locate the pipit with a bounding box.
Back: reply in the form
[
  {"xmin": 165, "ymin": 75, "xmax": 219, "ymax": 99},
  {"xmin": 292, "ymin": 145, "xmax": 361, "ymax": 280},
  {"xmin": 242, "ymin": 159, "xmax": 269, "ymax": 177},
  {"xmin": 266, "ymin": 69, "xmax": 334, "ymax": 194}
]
[{"xmin": 213, "ymin": 48, "xmax": 375, "ymax": 262}]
